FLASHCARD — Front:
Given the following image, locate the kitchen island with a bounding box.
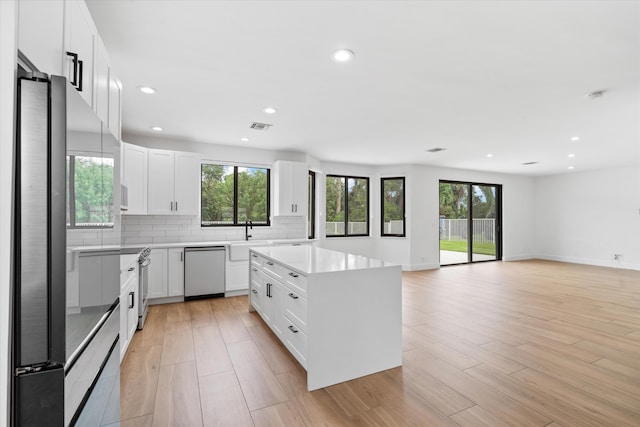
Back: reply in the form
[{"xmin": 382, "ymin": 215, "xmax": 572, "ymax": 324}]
[{"xmin": 249, "ymin": 245, "xmax": 402, "ymax": 391}]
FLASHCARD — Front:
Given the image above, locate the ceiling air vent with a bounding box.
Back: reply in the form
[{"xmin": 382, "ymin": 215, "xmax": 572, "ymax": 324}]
[
  {"xmin": 426, "ymin": 148, "xmax": 446, "ymax": 153},
  {"xmin": 522, "ymin": 161, "xmax": 539, "ymax": 165},
  {"xmin": 250, "ymin": 122, "xmax": 272, "ymax": 131}
]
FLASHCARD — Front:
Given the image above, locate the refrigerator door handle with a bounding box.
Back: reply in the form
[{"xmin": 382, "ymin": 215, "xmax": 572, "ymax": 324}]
[{"xmin": 49, "ymin": 75, "xmax": 67, "ymax": 363}]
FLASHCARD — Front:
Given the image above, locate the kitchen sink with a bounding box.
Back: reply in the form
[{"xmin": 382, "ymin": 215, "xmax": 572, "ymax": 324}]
[{"xmin": 228, "ymin": 241, "xmax": 273, "ymax": 261}]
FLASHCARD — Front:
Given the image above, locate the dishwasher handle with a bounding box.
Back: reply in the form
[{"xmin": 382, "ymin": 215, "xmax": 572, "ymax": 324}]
[{"xmin": 184, "ymin": 246, "xmax": 226, "ymax": 252}]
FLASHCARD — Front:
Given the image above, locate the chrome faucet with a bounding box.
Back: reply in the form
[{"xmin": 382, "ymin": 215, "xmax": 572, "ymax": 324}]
[{"xmin": 245, "ymin": 220, "xmax": 253, "ymax": 241}]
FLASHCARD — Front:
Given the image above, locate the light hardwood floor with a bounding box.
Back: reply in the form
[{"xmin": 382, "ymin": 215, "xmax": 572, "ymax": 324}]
[{"xmin": 120, "ymin": 260, "xmax": 640, "ymax": 426}]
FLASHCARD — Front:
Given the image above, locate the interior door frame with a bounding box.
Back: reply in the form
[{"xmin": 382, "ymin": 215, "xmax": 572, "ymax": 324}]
[{"xmin": 439, "ymin": 180, "xmax": 503, "ymax": 265}]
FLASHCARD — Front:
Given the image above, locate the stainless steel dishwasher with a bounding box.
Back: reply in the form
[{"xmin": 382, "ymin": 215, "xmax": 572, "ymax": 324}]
[{"xmin": 184, "ymin": 246, "xmax": 226, "ymax": 300}]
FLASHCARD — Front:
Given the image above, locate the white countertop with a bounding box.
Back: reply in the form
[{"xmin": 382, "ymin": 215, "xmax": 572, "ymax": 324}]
[
  {"xmin": 252, "ymin": 246, "xmax": 398, "ymax": 275},
  {"xmin": 121, "ymin": 238, "xmax": 314, "ymax": 250}
]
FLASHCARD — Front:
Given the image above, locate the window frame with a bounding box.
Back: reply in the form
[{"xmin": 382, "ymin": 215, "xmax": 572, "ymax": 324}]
[
  {"xmin": 200, "ymin": 162, "xmax": 271, "ymax": 227},
  {"xmin": 66, "ymin": 154, "xmax": 114, "ymax": 229},
  {"xmin": 308, "ymin": 170, "xmax": 316, "ymax": 239},
  {"xmin": 325, "ymin": 174, "xmax": 370, "ymax": 238},
  {"xmin": 380, "ymin": 176, "xmax": 406, "ymax": 237}
]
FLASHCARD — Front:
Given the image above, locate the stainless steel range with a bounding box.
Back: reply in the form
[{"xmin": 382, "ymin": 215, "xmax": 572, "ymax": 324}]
[{"xmin": 122, "ymin": 247, "xmax": 151, "ymax": 329}]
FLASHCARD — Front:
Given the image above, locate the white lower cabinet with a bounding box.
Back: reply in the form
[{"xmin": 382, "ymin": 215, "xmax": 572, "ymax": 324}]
[
  {"xmin": 148, "ymin": 247, "xmax": 184, "ymax": 300},
  {"xmin": 120, "ymin": 262, "xmax": 138, "ymax": 361},
  {"xmin": 147, "ymin": 249, "xmax": 168, "ymax": 299},
  {"xmin": 168, "ymin": 248, "xmax": 185, "ymax": 297}
]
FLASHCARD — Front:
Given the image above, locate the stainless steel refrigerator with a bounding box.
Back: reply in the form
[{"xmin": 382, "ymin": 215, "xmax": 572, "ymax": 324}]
[{"xmin": 13, "ymin": 57, "xmax": 121, "ymax": 426}]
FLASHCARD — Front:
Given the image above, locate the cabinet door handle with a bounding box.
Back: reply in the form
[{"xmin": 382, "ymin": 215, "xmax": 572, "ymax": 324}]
[
  {"xmin": 66, "ymin": 52, "xmax": 79, "ymax": 88},
  {"xmin": 77, "ymin": 59, "xmax": 83, "ymax": 92},
  {"xmin": 288, "ymin": 292, "xmax": 298, "ymax": 300},
  {"xmin": 288, "ymin": 325, "xmax": 299, "ymax": 333},
  {"xmin": 129, "ymin": 291, "xmax": 135, "ymax": 308},
  {"xmin": 288, "ymin": 272, "xmax": 298, "ymax": 278},
  {"xmin": 180, "ymin": 252, "xmax": 183, "ymax": 262},
  {"xmin": 175, "ymin": 201, "xmax": 178, "ymax": 211},
  {"xmin": 294, "ymin": 204, "xmax": 297, "ymax": 213},
  {"xmin": 170, "ymin": 201, "xmax": 173, "ymax": 211}
]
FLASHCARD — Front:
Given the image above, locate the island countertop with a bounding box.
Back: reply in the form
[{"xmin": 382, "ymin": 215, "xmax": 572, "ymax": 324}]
[{"xmin": 251, "ymin": 245, "xmax": 398, "ymax": 275}]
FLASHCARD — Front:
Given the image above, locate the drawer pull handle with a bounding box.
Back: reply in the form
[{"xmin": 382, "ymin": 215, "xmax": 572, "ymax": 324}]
[
  {"xmin": 252, "ymin": 254, "xmax": 258, "ymax": 258},
  {"xmin": 288, "ymin": 272, "xmax": 299, "ymax": 278},
  {"xmin": 288, "ymin": 325, "xmax": 299, "ymax": 333},
  {"xmin": 266, "ymin": 261, "xmax": 274, "ymax": 266},
  {"xmin": 251, "ymin": 289, "xmax": 258, "ymax": 294},
  {"xmin": 252, "ymin": 268, "xmax": 258, "ymax": 272},
  {"xmin": 128, "ymin": 267, "xmax": 135, "ymax": 272},
  {"xmin": 288, "ymin": 293, "xmax": 298, "ymax": 300}
]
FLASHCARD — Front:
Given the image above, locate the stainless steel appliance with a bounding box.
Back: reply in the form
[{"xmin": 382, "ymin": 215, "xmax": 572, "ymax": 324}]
[
  {"xmin": 13, "ymin": 56, "xmax": 121, "ymax": 426},
  {"xmin": 121, "ymin": 247, "xmax": 151, "ymax": 329},
  {"xmin": 184, "ymin": 246, "xmax": 226, "ymax": 300}
]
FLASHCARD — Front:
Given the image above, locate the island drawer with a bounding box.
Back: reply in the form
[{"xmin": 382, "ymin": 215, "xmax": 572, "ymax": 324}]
[
  {"xmin": 284, "ymin": 315, "xmax": 307, "ymax": 369},
  {"xmin": 284, "ymin": 270, "xmax": 307, "ymax": 298},
  {"xmin": 285, "ymin": 291, "xmax": 307, "ymax": 333},
  {"xmin": 250, "ymin": 252, "xmax": 264, "ymax": 267},
  {"xmin": 263, "ymin": 259, "xmax": 285, "ymax": 280}
]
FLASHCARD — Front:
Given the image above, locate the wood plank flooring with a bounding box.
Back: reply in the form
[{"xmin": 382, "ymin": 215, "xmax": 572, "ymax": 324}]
[{"xmin": 120, "ymin": 260, "xmax": 640, "ymax": 426}]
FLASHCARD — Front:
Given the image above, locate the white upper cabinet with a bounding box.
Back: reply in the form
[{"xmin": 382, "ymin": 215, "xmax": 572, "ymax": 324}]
[
  {"xmin": 121, "ymin": 143, "xmax": 148, "ymax": 215},
  {"xmin": 95, "ymin": 36, "xmax": 109, "ymax": 125},
  {"xmin": 148, "ymin": 149, "xmax": 200, "ymax": 215},
  {"xmin": 64, "ymin": 0, "xmax": 95, "ymax": 108},
  {"xmin": 174, "ymin": 151, "xmax": 200, "ymax": 216},
  {"xmin": 273, "ymin": 160, "xmax": 308, "ymax": 216},
  {"xmin": 108, "ymin": 71, "xmax": 122, "ymax": 140},
  {"xmin": 18, "ymin": 0, "xmax": 65, "ymax": 75}
]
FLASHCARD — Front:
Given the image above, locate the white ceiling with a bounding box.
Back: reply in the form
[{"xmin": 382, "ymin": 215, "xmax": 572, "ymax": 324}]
[{"xmin": 86, "ymin": 0, "xmax": 640, "ymax": 176}]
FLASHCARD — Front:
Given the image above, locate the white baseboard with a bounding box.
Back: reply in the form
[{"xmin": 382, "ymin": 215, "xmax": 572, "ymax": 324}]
[
  {"xmin": 535, "ymin": 254, "xmax": 640, "ymax": 271},
  {"xmin": 402, "ymin": 262, "xmax": 440, "ymax": 271}
]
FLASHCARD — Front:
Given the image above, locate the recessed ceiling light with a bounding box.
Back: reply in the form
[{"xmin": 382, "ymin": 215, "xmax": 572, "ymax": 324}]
[
  {"xmin": 151, "ymin": 126, "xmax": 163, "ymax": 132},
  {"xmin": 263, "ymin": 107, "xmax": 277, "ymax": 114},
  {"xmin": 568, "ymin": 166, "xmax": 574, "ymax": 170},
  {"xmin": 570, "ymin": 136, "xmax": 580, "ymax": 141},
  {"xmin": 332, "ymin": 49, "xmax": 354, "ymax": 62},
  {"xmin": 241, "ymin": 137, "xmax": 249, "ymax": 142},
  {"xmin": 568, "ymin": 153, "xmax": 575, "ymax": 158},
  {"xmin": 487, "ymin": 154, "xmax": 493, "ymax": 158},
  {"xmin": 138, "ymin": 86, "xmax": 156, "ymax": 94}
]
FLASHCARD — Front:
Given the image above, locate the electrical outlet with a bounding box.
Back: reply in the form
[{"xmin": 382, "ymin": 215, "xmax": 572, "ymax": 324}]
[{"xmin": 613, "ymin": 254, "xmax": 623, "ymax": 261}]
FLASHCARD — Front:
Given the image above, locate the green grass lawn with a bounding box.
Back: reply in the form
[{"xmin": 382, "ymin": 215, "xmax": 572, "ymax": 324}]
[{"xmin": 440, "ymin": 240, "xmax": 496, "ymax": 256}]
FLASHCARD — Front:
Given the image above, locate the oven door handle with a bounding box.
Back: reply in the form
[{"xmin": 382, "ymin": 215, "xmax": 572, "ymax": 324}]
[{"xmin": 140, "ymin": 258, "xmax": 151, "ymax": 268}]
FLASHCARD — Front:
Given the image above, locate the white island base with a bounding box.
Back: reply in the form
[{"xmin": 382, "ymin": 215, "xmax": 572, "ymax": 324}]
[{"xmin": 248, "ymin": 246, "xmax": 402, "ymax": 391}]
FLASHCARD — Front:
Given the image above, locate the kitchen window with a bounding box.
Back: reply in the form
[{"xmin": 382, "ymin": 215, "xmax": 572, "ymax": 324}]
[
  {"xmin": 325, "ymin": 175, "xmax": 369, "ymax": 237},
  {"xmin": 381, "ymin": 177, "xmax": 406, "ymax": 237},
  {"xmin": 201, "ymin": 163, "xmax": 270, "ymax": 226},
  {"xmin": 66, "ymin": 155, "xmax": 114, "ymax": 229}
]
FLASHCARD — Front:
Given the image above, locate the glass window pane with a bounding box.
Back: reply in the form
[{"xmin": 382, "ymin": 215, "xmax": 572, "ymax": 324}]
[
  {"xmin": 201, "ymin": 164, "xmax": 235, "ymax": 225},
  {"xmin": 72, "ymin": 156, "xmax": 114, "ymax": 228},
  {"xmin": 325, "ymin": 176, "xmax": 345, "ymax": 236},
  {"xmin": 237, "ymin": 167, "xmax": 268, "ymax": 225},
  {"xmin": 382, "ymin": 177, "xmax": 404, "ymax": 236},
  {"xmin": 347, "ymin": 177, "xmax": 368, "ymax": 235}
]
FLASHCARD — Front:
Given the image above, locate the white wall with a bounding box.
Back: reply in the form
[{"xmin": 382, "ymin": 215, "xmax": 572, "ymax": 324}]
[
  {"xmin": 535, "ymin": 165, "xmax": 640, "ymax": 270},
  {"xmin": 409, "ymin": 166, "xmax": 537, "ymax": 270},
  {"xmin": 0, "ymin": 0, "xmax": 18, "ymax": 423},
  {"xmin": 314, "ymin": 161, "xmax": 536, "ymax": 270}
]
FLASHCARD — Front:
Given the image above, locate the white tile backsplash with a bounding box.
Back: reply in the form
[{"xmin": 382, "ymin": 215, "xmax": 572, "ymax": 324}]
[{"xmin": 122, "ymin": 215, "xmax": 306, "ymax": 245}]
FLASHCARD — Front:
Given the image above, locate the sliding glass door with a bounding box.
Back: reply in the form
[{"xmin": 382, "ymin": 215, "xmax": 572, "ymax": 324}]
[{"xmin": 439, "ymin": 181, "xmax": 501, "ymax": 265}]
